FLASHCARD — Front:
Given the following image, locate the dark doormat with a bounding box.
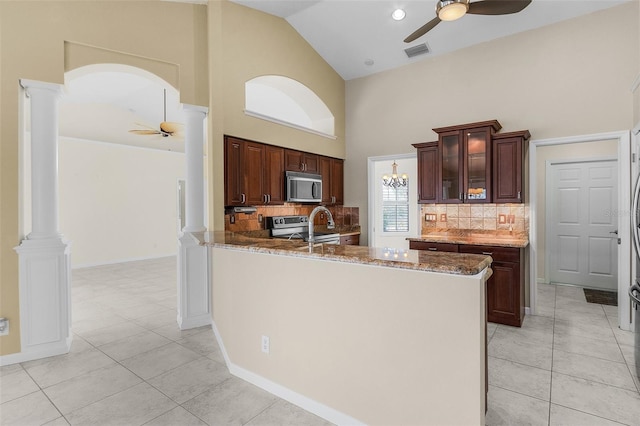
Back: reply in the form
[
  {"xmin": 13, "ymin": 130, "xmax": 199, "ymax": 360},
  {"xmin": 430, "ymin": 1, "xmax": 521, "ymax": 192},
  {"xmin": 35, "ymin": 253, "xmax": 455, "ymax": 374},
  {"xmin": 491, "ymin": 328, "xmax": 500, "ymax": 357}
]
[{"xmin": 583, "ymin": 288, "xmax": 617, "ymax": 306}]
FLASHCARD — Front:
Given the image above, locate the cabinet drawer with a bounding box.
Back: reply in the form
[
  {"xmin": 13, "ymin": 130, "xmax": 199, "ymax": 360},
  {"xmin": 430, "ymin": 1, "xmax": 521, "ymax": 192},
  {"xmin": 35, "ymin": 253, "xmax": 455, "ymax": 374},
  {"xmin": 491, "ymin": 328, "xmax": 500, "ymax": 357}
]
[
  {"xmin": 340, "ymin": 234, "xmax": 360, "ymax": 246},
  {"xmin": 458, "ymin": 244, "xmax": 519, "ymax": 263},
  {"xmin": 409, "ymin": 241, "xmax": 459, "ymax": 252}
]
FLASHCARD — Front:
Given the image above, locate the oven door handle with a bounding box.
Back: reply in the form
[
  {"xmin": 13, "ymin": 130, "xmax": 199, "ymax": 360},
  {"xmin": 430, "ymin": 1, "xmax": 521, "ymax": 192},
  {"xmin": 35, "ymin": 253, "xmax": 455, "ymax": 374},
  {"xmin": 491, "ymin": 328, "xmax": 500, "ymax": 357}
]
[{"xmin": 629, "ymin": 283, "xmax": 640, "ymax": 307}]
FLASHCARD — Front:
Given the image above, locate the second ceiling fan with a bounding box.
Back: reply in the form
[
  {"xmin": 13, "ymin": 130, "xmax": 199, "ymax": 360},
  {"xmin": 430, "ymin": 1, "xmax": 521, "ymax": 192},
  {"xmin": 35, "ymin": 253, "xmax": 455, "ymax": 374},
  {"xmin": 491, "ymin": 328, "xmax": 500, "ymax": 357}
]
[
  {"xmin": 129, "ymin": 89, "xmax": 182, "ymax": 138},
  {"xmin": 404, "ymin": 0, "xmax": 532, "ymax": 43}
]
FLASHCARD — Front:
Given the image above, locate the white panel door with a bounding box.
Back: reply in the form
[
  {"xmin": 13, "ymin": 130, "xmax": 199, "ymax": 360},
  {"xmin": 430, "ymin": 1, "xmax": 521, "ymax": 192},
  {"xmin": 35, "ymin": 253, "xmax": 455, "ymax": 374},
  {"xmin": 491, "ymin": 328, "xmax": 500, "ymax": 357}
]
[{"xmin": 548, "ymin": 159, "xmax": 618, "ymax": 290}]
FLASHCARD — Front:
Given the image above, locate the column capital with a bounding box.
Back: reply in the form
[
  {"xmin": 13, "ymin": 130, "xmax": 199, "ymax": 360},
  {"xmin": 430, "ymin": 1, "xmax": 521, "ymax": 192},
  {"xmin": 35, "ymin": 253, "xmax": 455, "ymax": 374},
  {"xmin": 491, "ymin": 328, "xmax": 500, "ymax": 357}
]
[
  {"xmin": 181, "ymin": 103, "xmax": 208, "ymax": 116},
  {"xmin": 20, "ymin": 79, "xmax": 64, "ymax": 98}
]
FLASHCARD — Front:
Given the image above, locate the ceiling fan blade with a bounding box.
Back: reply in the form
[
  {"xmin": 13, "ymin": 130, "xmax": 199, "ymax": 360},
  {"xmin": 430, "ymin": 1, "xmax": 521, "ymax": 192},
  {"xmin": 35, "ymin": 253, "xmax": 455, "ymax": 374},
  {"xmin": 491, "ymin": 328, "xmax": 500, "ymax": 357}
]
[
  {"xmin": 129, "ymin": 129, "xmax": 160, "ymax": 135},
  {"xmin": 404, "ymin": 16, "xmax": 441, "ymax": 43},
  {"xmin": 160, "ymin": 121, "xmax": 183, "ymax": 135},
  {"xmin": 467, "ymin": 0, "xmax": 532, "ymax": 16}
]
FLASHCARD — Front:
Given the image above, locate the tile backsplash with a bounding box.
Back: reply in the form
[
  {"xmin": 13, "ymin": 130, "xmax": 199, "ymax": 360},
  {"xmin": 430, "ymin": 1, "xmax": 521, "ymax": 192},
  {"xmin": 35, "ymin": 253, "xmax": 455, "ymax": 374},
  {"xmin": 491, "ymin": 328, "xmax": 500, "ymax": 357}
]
[
  {"xmin": 420, "ymin": 204, "xmax": 528, "ymax": 233},
  {"xmin": 225, "ymin": 204, "xmax": 359, "ymax": 233}
]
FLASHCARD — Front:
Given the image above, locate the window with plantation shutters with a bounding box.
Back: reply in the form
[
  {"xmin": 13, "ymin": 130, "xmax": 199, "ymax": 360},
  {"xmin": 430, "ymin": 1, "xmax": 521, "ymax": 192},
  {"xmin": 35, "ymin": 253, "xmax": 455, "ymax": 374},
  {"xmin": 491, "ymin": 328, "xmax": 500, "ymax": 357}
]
[{"xmin": 382, "ymin": 182, "xmax": 409, "ymax": 232}]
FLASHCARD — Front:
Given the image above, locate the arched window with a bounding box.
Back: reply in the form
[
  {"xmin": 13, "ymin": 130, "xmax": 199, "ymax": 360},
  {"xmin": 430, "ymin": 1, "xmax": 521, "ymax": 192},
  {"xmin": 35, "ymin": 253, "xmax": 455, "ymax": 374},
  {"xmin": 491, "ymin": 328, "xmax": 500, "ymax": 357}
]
[{"xmin": 245, "ymin": 75, "xmax": 335, "ymax": 139}]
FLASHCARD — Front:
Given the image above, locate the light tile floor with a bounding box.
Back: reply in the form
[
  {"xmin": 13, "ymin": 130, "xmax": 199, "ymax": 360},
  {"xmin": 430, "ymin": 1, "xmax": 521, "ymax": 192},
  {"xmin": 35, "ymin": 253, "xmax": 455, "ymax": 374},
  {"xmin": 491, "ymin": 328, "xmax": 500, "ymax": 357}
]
[
  {"xmin": 486, "ymin": 283, "xmax": 640, "ymax": 426},
  {"xmin": 1, "ymin": 259, "xmax": 638, "ymax": 425},
  {"xmin": 0, "ymin": 257, "xmax": 331, "ymax": 426}
]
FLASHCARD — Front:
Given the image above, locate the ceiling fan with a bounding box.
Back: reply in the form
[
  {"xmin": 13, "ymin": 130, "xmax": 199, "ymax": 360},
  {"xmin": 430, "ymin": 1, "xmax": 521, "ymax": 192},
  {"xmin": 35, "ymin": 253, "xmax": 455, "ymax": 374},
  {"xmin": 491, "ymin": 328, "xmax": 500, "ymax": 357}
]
[
  {"xmin": 404, "ymin": 0, "xmax": 532, "ymax": 43},
  {"xmin": 129, "ymin": 89, "xmax": 182, "ymax": 138}
]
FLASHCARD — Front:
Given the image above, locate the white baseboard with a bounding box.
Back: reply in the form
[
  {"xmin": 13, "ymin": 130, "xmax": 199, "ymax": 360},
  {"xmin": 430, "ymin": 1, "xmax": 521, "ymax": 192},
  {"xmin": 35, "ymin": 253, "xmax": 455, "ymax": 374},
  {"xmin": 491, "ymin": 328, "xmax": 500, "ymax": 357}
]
[
  {"xmin": 0, "ymin": 332, "xmax": 72, "ymax": 366},
  {"xmin": 177, "ymin": 313, "xmax": 211, "ymax": 330},
  {"xmin": 72, "ymin": 253, "xmax": 177, "ymax": 269},
  {"xmin": 210, "ymin": 321, "xmax": 364, "ymax": 426}
]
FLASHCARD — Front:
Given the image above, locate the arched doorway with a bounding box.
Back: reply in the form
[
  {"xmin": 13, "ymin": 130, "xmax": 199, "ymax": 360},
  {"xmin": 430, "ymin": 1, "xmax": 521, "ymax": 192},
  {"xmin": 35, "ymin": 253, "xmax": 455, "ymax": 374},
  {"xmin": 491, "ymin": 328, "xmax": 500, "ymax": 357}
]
[{"xmin": 13, "ymin": 63, "xmax": 209, "ymax": 364}]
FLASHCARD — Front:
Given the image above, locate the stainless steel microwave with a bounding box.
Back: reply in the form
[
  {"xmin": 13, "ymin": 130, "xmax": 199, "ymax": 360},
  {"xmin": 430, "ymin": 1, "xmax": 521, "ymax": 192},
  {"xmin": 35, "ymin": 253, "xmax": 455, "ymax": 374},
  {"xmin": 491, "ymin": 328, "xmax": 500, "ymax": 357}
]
[{"xmin": 285, "ymin": 171, "xmax": 322, "ymax": 203}]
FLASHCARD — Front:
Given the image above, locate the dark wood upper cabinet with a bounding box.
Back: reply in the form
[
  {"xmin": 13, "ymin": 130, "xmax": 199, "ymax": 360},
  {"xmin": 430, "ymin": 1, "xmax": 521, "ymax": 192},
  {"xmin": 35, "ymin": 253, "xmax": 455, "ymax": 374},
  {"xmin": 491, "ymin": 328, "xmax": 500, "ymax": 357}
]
[
  {"xmin": 284, "ymin": 149, "xmax": 319, "ymax": 173},
  {"xmin": 412, "ymin": 141, "xmax": 438, "ymax": 203},
  {"xmin": 330, "ymin": 158, "xmax": 344, "ymax": 205},
  {"xmin": 492, "ymin": 130, "xmax": 530, "ymax": 204},
  {"xmin": 264, "ymin": 145, "xmax": 285, "ymax": 204},
  {"xmin": 432, "ymin": 121, "xmax": 500, "ymax": 204},
  {"xmin": 224, "ymin": 136, "xmax": 284, "ymax": 206},
  {"xmin": 319, "ymin": 156, "xmax": 343, "ymax": 205},
  {"xmin": 414, "ymin": 120, "xmax": 528, "ymax": 204},
  {"xmin": 243, "ymin": 141, "xmax": 266, "ymax": 206},
  {"xmin": 224, "ymin": 137, "xmax": 244, "ymax": 206},
  {"xmin": 225, "ymin": 136, "xmax": 344, "ymax": 207}
]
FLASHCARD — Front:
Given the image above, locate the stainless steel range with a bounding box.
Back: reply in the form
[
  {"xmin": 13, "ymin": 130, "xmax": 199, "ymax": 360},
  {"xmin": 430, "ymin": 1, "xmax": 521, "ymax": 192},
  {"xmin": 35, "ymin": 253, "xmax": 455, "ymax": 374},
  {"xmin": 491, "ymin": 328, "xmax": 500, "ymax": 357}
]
[{"xmin": 267, "ymin": 215, "xmax": 340, "ymax": 244}]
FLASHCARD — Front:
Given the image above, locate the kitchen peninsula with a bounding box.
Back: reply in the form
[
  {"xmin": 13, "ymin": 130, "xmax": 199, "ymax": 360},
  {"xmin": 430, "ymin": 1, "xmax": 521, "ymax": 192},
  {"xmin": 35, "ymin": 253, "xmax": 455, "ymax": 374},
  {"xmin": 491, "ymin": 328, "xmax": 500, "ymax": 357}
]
[{"xmin": 205, "ymin": 231, "xmax": 492, "ymax": 425}]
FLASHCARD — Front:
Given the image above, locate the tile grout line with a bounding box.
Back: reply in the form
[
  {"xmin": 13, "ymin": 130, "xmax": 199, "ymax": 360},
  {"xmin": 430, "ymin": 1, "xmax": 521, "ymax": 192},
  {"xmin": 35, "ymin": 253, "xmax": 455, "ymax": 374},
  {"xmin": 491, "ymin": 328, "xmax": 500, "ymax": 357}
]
[{"xmin": 547, "ymin": 284, "xmax": 558, "ymax": 426}]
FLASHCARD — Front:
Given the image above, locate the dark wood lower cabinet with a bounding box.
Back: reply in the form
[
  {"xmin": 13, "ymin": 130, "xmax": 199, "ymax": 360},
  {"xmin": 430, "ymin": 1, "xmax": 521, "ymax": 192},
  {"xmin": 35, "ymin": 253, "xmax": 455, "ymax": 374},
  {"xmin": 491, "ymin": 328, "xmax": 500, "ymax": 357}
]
[
  {"xmin": 410, "ymin": 241, "xmax": 525, "ymax": 327},
  {"xmin": 458, "ymin": 244, "xmax": 524, "ymax": 327},
  {"xmin": 408, "ymin": 241, "xmax": 459, "ymax": 252},
  {"xmin": 340, "ymin": 234, "xmax": 359, "ymax": 245}
]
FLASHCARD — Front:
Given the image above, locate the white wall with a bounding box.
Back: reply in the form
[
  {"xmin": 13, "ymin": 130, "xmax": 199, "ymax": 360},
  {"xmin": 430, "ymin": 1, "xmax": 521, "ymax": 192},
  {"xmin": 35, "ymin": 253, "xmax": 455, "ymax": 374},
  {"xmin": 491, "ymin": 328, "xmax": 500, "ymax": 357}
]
[
  {"xmin": 346, "ymin": 3, "xmax": 638, "ymax": 246},
  {"xmin": 58, "ymin": 137, "xmax": 185, "ymax": 267}
]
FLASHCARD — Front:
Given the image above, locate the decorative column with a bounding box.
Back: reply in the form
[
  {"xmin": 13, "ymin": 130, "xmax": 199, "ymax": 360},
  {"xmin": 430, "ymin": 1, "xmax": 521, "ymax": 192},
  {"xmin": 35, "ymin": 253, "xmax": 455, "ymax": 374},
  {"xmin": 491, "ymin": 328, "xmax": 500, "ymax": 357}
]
[
  {"xmin": 13, "ymin": 79, "xmax": 72, "ymax": 363},
  {"xmin": 177, "ymin": 104, "xmax": 210, "ymax": 330}
]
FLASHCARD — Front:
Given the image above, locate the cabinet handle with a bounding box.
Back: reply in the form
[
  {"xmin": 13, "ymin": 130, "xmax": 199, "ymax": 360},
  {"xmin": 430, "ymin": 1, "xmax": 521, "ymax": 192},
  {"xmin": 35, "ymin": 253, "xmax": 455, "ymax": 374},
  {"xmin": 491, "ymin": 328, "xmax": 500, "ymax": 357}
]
[
  {"xmin": 332, "ymin": 195, "xmax": 336, "ymax": 204},
  {"xmin": 459, "ymin": 192, "xmax": 463, "ymax": 201},
  {"xmin": 268, "ymin": 194, "xmax": 271, "ymax": 203},
  {"xmin": 482, "ymin": 252, "xmax": 493, "ymax": 256},
  {"xmin": 517, "ymin": 191, "xmax": 521, "ymax": 200},
  {"xmin": 241, "ymin": 193, "xmax": 246, "ymax": 204},
  {"xmin": 428, "ymin": 247, "xmax": 437, "ymax": 251}
]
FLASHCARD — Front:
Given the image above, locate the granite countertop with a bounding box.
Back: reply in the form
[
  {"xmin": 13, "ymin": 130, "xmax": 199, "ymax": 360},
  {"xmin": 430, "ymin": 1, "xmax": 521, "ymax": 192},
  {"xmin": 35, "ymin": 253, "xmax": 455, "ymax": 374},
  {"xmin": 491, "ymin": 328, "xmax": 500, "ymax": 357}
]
[
  {"xmin": 409, "ymin": 229, "xmax": 529, "ymax": 248},
  {"xmin": 203, "ymin": 231, "xmax": 492, "ymax": 276}
]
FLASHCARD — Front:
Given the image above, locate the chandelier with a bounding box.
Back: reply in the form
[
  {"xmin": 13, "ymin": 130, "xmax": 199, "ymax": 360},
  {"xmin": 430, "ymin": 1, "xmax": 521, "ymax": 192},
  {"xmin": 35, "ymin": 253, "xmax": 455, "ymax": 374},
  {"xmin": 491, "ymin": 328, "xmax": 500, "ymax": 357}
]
[{"xmin": 382, "ymin": 161, "xmax": 408, "ymax": 188}]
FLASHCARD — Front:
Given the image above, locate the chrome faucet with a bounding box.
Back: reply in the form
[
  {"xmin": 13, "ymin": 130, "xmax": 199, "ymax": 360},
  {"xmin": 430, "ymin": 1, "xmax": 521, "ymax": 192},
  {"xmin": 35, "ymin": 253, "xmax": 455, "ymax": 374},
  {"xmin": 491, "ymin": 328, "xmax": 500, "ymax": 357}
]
[{"xmin": 308, "ymin": 206, "xmax": 335, "ymax": 248}]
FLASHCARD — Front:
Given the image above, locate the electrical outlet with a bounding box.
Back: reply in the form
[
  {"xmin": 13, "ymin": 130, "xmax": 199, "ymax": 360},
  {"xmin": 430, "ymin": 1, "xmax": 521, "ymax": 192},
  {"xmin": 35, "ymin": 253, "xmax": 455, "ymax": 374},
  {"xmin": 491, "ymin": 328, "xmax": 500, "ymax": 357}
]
[
  {"xmin": 261, "ymin": 335, "xmax": 270, "ymax": 354},
  {"xmin": 425, "ymin": 213, "xmax": 437, "ymax": 222},
  {"xmin": 508, "ymin": 215, "xmax": 515, "ymax": 224},
  {"xmin": 440, "ymin": 213, "xmax": 447, "ymax": 222},
  {"xmin": 258, "ymin": 214, "xmax": 263, "ymax": 223},
  {"xmin": 230, "ymin": 214, "xmax": 235, "ymax": 224},
  {"xmin": 0, "ymin": 318, "xmax": 9, "ymax": 336},
  {"xmin": 498, "ymin": 214, "xmax": 507, "ymax": 224}
]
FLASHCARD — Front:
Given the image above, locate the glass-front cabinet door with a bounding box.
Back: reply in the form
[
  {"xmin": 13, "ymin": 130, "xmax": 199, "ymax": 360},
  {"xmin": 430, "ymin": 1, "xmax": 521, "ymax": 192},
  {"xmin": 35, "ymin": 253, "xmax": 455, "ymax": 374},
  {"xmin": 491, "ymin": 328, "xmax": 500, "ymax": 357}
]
[
  {"xmin": 464, "ymin": 127, "xmax": 491, "ymax": 203},
  {"xmin": 439, "ymin": 131, "xmax": 462, "ymax": 203}
]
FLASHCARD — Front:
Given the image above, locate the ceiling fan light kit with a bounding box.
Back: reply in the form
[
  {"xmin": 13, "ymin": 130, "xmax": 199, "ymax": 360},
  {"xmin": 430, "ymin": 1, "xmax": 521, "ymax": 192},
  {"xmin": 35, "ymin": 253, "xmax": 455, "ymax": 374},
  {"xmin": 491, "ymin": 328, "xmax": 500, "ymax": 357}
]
[
  {"xmin": 405, "ymin": 0, "xmax": 531, "ymax": 43},
  {"xmin": 437, "ymin": 0, "xmax": 469, "ymax": 21}
]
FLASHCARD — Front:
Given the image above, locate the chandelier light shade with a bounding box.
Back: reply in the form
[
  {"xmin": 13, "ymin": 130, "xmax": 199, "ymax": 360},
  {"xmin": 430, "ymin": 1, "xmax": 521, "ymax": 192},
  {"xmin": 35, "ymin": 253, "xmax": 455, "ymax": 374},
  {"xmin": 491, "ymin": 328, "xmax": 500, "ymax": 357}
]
[
  {"xmin": 382, "ymin": 161, "xmax": 408, "ymax": 188},
  {"xmin": 436, "ymin": 0, "xmax": 469, "ymax": 21}
]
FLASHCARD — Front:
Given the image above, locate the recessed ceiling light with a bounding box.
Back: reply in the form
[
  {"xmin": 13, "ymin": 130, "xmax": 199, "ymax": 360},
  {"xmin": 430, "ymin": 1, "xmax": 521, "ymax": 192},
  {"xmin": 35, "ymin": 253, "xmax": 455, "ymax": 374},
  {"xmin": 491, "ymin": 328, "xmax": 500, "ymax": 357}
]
[{"xmin": 391, "ymin": 8, "xmax": 406, "ymax": 21}]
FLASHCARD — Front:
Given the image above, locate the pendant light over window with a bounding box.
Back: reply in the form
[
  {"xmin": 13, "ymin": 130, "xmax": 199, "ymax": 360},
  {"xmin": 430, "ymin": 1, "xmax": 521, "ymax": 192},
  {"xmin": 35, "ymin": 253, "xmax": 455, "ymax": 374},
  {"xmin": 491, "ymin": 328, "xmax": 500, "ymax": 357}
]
[{"xmin": 382, "ymin": 161, "xmax": 408, "ymax": 188}]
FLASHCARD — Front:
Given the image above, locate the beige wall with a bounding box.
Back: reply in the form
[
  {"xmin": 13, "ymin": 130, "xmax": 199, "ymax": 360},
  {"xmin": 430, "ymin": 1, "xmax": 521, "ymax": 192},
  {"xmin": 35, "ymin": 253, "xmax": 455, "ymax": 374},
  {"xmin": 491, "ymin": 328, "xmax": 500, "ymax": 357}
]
[
  {"xmin": 535, "ymin": 139, "xmax": 619, "ymax": 281},
  {"xmin": 212, "ymin": 248, "xmax": 487, "ymax": 425},
  {"xmin": 0, "ymin": 0, "xmax": 207, "ymax": 356},
  {"xmin": 0, "ymin": 0, "xmax": 345, "ymax": 356},
  {"xmin": 207, "ymin": 1, "xmax": 346, "ymax": 232},
  {"xmin": 346, "ymin": 2, "xmax": 639, "ymax": 246}
]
